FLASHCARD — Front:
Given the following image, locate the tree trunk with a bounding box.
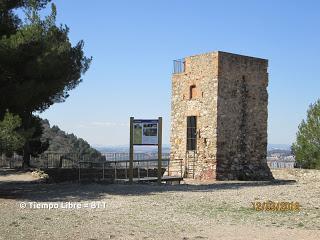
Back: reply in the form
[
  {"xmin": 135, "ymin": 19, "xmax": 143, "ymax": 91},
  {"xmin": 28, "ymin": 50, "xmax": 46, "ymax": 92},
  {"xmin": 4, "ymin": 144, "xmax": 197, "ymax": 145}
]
[
  {"xmin": 59, "ymin": 155, "xmax": 63, "ymax": 168},
  {"xmin": 22, "ymin": 154, "xmax": 30, "ymax": 168},
  {"xmin": 22, "ymin": 144, "xmax": 31, "ymax": 168}
]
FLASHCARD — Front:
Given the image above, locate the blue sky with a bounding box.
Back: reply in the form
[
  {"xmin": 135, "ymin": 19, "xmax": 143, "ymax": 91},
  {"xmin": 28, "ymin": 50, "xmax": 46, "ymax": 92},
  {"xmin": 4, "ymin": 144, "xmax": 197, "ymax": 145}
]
[{"xmin": 38, "ymin": 0, "xmax": 320, "ymax": 146}]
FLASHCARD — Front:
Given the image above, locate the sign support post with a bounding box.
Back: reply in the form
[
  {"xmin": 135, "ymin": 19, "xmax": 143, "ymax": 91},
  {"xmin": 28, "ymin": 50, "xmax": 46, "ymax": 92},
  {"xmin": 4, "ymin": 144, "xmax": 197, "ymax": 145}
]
[
  {"xmin": 157, "ymin": 117, "xmax": 162, "ymax": 185},
  {"xmin": 129, "ymin": 117, "xmax": 134, "ymax": 183}
]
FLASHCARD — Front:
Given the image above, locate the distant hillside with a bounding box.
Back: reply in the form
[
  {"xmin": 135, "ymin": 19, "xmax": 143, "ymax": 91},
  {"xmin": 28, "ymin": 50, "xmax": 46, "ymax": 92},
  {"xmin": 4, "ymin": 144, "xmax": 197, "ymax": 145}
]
[
  {"xmin": 41, "ymin": 120, "xmax": 105, "ymax": 161},
  {"xmin": 95, "ymin": 144, "xmax": 171, "ymax": 153},
  {"xmin": 96, "ymin": 144, "xmax": 290, "ymax": 154}
]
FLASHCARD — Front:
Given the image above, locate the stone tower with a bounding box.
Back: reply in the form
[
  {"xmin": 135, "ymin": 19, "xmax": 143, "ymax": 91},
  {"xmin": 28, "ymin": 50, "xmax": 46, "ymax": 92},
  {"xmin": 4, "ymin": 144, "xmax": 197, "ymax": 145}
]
[{"xmin": 169, "ymin": 51, "xmax": 273, "ymax": 180}]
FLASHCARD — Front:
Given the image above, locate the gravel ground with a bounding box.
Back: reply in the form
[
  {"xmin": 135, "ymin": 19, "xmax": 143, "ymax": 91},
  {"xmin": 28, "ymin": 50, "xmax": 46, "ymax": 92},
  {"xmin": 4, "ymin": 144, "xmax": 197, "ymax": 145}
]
[{"xmin": 0, "ymin": 168, "xmax": 319, "ymax": 240}]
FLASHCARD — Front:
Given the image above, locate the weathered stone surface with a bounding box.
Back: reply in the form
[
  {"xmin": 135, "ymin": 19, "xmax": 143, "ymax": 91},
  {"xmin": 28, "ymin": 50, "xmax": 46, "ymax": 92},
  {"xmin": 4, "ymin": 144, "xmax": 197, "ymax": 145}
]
[{"xmin": 169, "ymin": 51, "xmax": 273, "ymax": 181}]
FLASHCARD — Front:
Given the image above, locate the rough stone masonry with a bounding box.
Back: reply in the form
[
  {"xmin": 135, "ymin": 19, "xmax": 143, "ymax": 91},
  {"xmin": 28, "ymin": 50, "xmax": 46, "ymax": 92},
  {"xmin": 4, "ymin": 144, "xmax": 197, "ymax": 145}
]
[{"xmin": 169, "ymin": 51, "xmax": 274, "ymax": 180}]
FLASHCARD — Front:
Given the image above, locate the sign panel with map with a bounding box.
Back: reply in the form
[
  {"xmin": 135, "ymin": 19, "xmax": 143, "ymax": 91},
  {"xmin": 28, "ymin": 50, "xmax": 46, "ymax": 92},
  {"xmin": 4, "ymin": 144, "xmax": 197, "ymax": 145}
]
[{"xmin": 133, "ymin": 119, "xmax": 158, "ymax": 145}]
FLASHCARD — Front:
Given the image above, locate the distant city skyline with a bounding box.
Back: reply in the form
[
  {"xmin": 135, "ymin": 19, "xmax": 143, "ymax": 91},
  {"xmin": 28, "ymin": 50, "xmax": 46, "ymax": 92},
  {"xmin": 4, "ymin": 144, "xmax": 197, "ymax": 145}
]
[{"xmin": 39, "ymin": 0, "xmax": 320, "ymax": 146}]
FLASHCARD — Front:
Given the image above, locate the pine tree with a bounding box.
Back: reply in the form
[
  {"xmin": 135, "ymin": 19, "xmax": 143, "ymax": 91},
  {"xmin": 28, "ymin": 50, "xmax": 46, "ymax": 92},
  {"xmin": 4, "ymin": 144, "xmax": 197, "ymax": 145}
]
[
  {"xmin": 292, "ymin": 99, "xmax": 320, "ymax": 169},
  {"xmin": 0, "ymin": 0, "xmax": 91, "ymax": 166}
]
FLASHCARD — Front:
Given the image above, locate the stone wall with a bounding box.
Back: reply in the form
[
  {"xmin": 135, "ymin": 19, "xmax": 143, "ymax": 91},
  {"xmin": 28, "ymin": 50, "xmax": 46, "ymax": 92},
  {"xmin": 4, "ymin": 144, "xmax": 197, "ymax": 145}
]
[
  {"xmin": 170, "ymin": 52, "xmax": 219, "ymax": 179},
  {"xmin": 169, "ymin": 51, "xmax": 273, "ymax": 180},
  {"xmin": 216, "ymin": 52, "xmax": 273, "ymax": 180},
  {"xmin": 42, "ymin": 168, "xmax": 165, "ymax": 183}
]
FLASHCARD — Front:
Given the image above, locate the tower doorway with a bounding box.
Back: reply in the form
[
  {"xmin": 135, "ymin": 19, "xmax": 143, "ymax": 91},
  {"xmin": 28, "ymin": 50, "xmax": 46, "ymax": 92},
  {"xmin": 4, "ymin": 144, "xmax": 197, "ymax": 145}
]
[{"xmin": 186, "ymin": 116, "xmax": 197, "ymax": 178}]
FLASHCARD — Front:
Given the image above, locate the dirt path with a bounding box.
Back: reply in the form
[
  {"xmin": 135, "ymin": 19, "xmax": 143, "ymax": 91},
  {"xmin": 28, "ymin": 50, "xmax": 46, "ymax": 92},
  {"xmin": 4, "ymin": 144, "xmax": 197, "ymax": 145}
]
[
  {"xmin": 0, "ymin": 169, "xmax": 39, "ymax": 182},
  {"xmin": 0, "ymin": 168, "xmax": 319, "ymax": 240}
]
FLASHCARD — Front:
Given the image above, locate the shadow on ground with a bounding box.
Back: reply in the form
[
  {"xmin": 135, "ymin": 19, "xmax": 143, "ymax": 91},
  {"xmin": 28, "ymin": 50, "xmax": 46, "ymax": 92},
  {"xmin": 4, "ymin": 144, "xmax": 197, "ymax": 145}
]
[{"xmin": 0, "ymin": 170, "xmax": 296, "ymax": 202}]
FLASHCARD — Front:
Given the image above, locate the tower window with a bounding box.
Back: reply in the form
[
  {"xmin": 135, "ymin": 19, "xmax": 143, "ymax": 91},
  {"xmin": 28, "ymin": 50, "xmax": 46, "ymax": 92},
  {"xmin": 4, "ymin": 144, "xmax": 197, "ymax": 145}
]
[{"xmin": 190, "ymin": 85, "xmax": 197, "ymax": 100}]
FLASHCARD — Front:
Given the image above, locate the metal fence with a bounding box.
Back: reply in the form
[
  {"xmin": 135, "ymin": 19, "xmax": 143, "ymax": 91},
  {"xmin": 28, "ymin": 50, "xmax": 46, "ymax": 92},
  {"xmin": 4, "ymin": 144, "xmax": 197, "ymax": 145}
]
[
  {"xmin": 0, "ymin": 152, "xmax": 172, "ymax": 168},
  {"xmin": 0, "ymin": 152, "xmax": 183, "ymax": 182},
  {"xmin": 173, "ymin": 58, "xmax": 185, "ymax": 74},
  {"xmin": 78, "ymin": 158, "xmax": 183, "ymax": 182},
  {"xmin": 78, "ymin": 153, "xmax": 181, "ymax": 181},
  {"xmin": 0, "ymin": 154, "xmax": 23, "ymax": 168},
  {"xmin": 103, "ymin": 152, "xmax": 170, "ymax": 161},
  {"xmin": 0, "ymin": 152, "xmax": 104, "ymax": 169}
]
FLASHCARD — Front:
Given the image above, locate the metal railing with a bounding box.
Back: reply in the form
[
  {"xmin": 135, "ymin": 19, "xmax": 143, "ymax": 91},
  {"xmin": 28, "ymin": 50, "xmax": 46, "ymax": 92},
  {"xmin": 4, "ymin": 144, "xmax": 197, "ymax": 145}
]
[
  {"xmin": 0, "ymin": 152, "xmax": 183, "ymax": 182},
  {"xmin": 103, "ymin": 152, "xmax": 170, "ymax": 161},
  {"xmin": 173, "ymin": 58, "xmax": 185, "ymax": 74},
  {"xmin": 0, "ymin": 152, "xmax": 104, "ymax": 169},
  {"xmin": 0, "ymin": 154, "xmax": 23, "ymax": 168},
  {"xmin": 78, "ymin": 158, "xmax": 183, "ymax": 182}
]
